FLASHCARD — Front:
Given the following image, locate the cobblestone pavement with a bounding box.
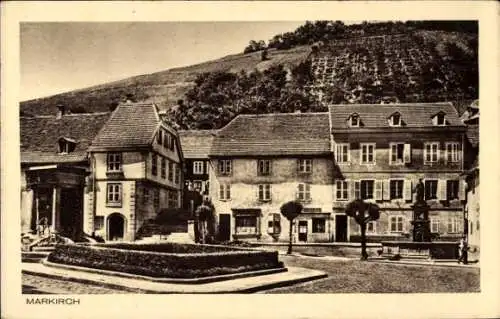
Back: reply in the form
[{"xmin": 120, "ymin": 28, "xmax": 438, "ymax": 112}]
[{"xmin": 22, "ymin": 274, "xmax": 132, "ymax": 294}]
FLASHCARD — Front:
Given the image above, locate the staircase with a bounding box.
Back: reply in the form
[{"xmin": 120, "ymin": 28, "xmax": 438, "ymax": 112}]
[
  {"xmin": 22, "ymin": 251, "xmax": 52, "ymax": 263},
  {"xmin": 165, "ymin": 232, "xmax": 195, "ymax": 244}
]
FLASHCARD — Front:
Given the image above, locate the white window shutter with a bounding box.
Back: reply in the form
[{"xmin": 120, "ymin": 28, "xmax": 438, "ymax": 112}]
[
  {"xmin": 350, "ymin": 181, "xmax": 356, "ymax": 200},
  {"xmin": 375, "ymin": 180, "xmax": 383, "ymax": 200},
  {"xmin": 345, "ymin": 180, "xmax": 350, "ymax": 200},
  {"xmin": 383, "ymin": 180, "xmax": 390, "ymax": 200},
  {"xmin": 389, "ymin": 144, "xmax": 393, "ymax": 165},
  {"xmin": 438, "ymin": 179, "xmax": 446, "ymax": 200},
  {"xmin": 404, "ymin": 143, "xmax": 411, "ymax": 163},
  {"xmin": 459, "ymin": 180, "xmax": 466, "ymax": 200},
  {"xmin": 354, "ymin": 181, "xmax": 360, "ymax": 199},
  {"xmin": 404, "ymin": 180, "xmax": 412, "ymax": 201},
  {"xmin": 333, "ymin": 181, "xmax": 337, "ymax": 200}
]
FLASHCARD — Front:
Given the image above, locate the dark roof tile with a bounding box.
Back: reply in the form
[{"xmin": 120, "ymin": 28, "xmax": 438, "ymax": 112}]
[
  {"xmin": 178, "ymin": 130, "xmax": 217, "ymax": 159},
  {"xmin": 210, "ymin": 112, "xmax": 331, "ymax": 156},
  {"xmin": 89, "ymin": 102, "xmax": 160, "ymax": 150},
  {"xmin": 20, "ymin": 112, "xmax": 111, "ymax": 164},
  {"xmin": 328, "ymin": 102, "xmax": 465, "ymax": 130}
]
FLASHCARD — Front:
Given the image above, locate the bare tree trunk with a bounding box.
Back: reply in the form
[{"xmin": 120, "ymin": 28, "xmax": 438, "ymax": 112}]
[
  {"xmin": 360, "ymin": 222, "xmax": 368, "ymax": 260},
  {"xmin": 287, "ymin": 219, "xmax": 293, "ymax": 254}
]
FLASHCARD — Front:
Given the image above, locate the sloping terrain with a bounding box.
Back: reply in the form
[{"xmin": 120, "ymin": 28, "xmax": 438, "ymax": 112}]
[{"xmin": 20, "ymin": 46, "xmax": 312, "ymax": 116}]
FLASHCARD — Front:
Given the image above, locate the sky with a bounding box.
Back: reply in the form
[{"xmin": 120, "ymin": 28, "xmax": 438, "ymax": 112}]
[{"xmin": 20, "ymin": 22, "xmax": 306, "ymax": 101}]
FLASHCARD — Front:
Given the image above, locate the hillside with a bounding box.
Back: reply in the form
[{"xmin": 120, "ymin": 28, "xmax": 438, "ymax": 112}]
[
  {"xmin": 20, "ymin": 45, "xmax": 311, "ymax": 116},
  {"xmin": 21, "ymin": 22, "xmax": 478, "ymax": 127}
]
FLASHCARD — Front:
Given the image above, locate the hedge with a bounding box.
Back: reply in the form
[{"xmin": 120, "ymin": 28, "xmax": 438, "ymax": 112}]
[
  {"xmin": 98, "ymin": 242, "xmax": 251, "ymax": 253},
  {"xmin": 47, "ymin": 244, "xmax": 282, "ymax": 278}
]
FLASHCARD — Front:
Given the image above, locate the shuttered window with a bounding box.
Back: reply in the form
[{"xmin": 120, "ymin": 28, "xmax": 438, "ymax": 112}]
[
  {"xmin": 335, "ymin": 180, "xmax": 348, "ymax": 201},
  {"xmin": 390, "ymin": 180, "xmax": 404, "ymax": 199}
]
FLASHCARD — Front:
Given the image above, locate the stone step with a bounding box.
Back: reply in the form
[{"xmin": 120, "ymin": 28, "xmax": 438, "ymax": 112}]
[
  {"xmin": 22, "ymin": 252, "xmax": 50, "ymax": 263},
  {"xmin": 31, "ymin": 246, "xmax": 56, "ymax": 252}
]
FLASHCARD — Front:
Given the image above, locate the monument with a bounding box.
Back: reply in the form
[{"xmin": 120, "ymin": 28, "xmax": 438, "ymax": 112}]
[
  {"xmin": 381, "ymin": 178, "xmax": 459, "ymax": 260},
  {"xmin": 410, "ymin": 179, "xmax": 431, "ymax": 242}
]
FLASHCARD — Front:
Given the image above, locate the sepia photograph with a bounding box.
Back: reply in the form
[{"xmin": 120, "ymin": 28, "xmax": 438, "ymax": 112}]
[
  {"xmin": 2, "ymin": 2, "xmax": 499, "ymax": 319},
  {"xmin": 19, "ymin": 19, "xmax": 480, "ymax": 294}
]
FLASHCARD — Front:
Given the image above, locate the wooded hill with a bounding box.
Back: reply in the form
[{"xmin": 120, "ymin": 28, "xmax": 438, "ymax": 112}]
[{"xmin": 21, "ymin": 21, "xmax": 477, "ymax": 130}]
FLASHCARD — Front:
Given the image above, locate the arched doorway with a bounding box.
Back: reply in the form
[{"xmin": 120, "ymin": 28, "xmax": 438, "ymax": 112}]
[{"xmin": 107, "ymin": 213, "xmax": 126, "ymax": 241}]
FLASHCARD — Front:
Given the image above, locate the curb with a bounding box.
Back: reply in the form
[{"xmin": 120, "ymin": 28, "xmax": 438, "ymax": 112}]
[
  {"xmin": 366, "ymin": 259, "xmax": 480, "ymax": 269},
  {"xmin": 41, "ymin": 259, "xmax": 288, "ymax": 284}
]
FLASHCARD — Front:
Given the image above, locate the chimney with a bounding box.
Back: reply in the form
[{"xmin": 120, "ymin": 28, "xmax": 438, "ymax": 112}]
[{"xmin": 56, "ymin": 104, "xmax": 65, "ymax": 119}]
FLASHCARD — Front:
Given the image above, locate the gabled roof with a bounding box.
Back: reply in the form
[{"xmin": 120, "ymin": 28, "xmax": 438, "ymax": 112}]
[
  {"xmin": 178, "ymin": 130, "xmax": 217, "ymax": 159},
  {"xmin": 89, "ymin": 102, "xmax": 161, "ymax": 151},
  {"xmin": 209, "ymin": 112, "xmax": 331, "ymax": 157},
  {"xmin": 20, "ymin": 112, "xmax": 111, "ymax": 164},
  {"xmin": 328, "ymin": 102, "xmax": 465, "ymax": 130}
]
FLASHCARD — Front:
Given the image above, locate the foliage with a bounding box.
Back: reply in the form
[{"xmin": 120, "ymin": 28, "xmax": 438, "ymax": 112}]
[
  {"xmin": 280, "ymin": 200, "xmax": 303, "ymax": 255},
  {"xmin": 48, "ymin": 244, "xmax": 281, "ymax": 278},
  {"xmin": 168, "ymin": 64, "xmax": 324, "ymax": 129},
  {"xmin": 345, "ymin": 199, "xmax": 380, "ymax": 260},
  {"xmin": 243, "ymin": 40, "xmax": 267, "ymax": 54},
  {"xmin": 280, "ymin": 200, "xmax": 304, "ymax": 221}
]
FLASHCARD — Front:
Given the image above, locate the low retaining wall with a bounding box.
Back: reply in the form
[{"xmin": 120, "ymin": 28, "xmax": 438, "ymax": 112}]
[
  {"xmin": 249, "ymin": 243, "xmax": 382, "ymax": 258},
  {"xmin": 48, "ymin": 243, "xmax": 282, "ymax": 279},
  {"xmin": 381, "ymin": 241, "xmax": 459, "ymax": 259}
]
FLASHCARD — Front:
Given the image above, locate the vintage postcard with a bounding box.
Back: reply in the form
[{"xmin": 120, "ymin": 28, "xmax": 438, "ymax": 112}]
[{"xmin": 2, "ymin": 1, "xmax": 499, "ymax": 319}]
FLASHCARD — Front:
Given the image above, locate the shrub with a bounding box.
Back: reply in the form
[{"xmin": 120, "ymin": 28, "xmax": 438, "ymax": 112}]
[{"xmin": 48, "ymin": 244, "xmax": 282, "ymax": 278}]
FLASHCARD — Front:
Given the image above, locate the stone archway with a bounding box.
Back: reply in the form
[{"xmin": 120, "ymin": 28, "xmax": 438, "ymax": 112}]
[{"xmin": 107, "ymin": 213, "xmax": 126, "ymax": 241}]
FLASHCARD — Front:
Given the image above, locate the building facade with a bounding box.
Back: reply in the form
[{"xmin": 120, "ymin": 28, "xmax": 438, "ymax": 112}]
[
  {"xmin": 178, "ymin": 130, "xmax": 216, "ymax": 196},
  {"xmin": 20, "ymin": 106, "xmax": 111, "ymax": 241},
  {"xmin": 329, "ymin": 103, "xmax": 467, "ymax": 242},
  {"xmin": 209, "ymin": 113, "xmax": 335, "ymax": 243},
  {"xmin": 87, "ymin": 102, "xmax": 184, "ymax": 241}
]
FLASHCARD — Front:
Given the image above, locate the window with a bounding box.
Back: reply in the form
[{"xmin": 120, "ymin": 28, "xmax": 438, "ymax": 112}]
[
  {"xmin": 446, "ymin": 180, "xmax": 459, "ymax": 200},
  {"xmin": 106, "ymin": 183, "xmax": 122, "ymax": 205},
  {"xmin": 297, "ymin": 183, "xmax": 311, "ymax": 201},
  {"xmin": 390, "ymin": 216, "xmax": 404, "ymax": 232},
  {"xmin": 160, "ymin": 157, "xmax": 166, "ymax": 179},
  {"xmin": 424, "ymin": 142, "xmax": 440, "ymax": 164},
  {"xmin": 360, "ymin": 180, "xmax": 374, "ymax": 200},
  {"xmin": 193, "ymin": 181, "xmax": 202, "ymax": 192},
  {"xmin": 431, "ymin": 218, "xmax": 440, "ymax": 233},
  {"xmin": 169, "ymin": 134, "xmax": 175, "ymax": 151},
  {"xmin": 312, "ymin": 218, "xmax": 326, "ymax": 233},
  {"xmin": 174, "ymin": 163, "xmax": 180, "ymax": 184},
  {"xmin": 163, "ymin": 132, "xmax": 169, "ymax": 149},
  {"xmin": 193, "ymin": 161, "xmax": 204, "ymax": 175},
  {"xmin": 425, "ymin": 180, "xmax": 438, "ymax": 200},
  {"xmin": 350, "ymin": 114, "xmax": 360, "ymax": 127},
  {"xmin": 390, "ymin": 113, "xmax": 401, "ymax": 126},
  {"xmin": 94, "ymin": 216, "xmax": 104, "ymax": 230},
  {"xmin": 153, "ymin": 189, "xmax": 160, "ymax": 209},
  {"xmin": 58, "ymin": 138, "xmax": 76, "ymax": 154},
  {"xmin": 151, "ymin": 154, "xmax": 158, "ymax": 176},
  {"xmin": 366, "ymin": 221, "xmax": 376, "ymax": 233},
  {"xmin": 360, "ymin": 143, "xmax": 376, "ymax": 164},
  {"xmin": 446, "ymin": 142, "xmax": 460, "ymax": 163},
  {"xmin": 168, "ymin": 161, "xmax": 174, "ymax": 182},
  {"xmin": 168, "ymin": 190, "xmax": 178, "ymax": 208},
  {"xmin": 107, "ymin": 153, "xmax": 122, "ymax": 172},
  {"xmin": 336, "ymin": 180, "xmax": 348, "ymax": 201},
  {"xmin": 218, "ymin": 160, "xmax": 232, "ymax": 175},
  {"xmin": 258, "ymin": 160, "xmax": 272, "ymax": 176},
  {"xmin": 157, "ymin": 129, "xmax": 163, "ymax": 145},
  {"xmin": 298, "ymin": 159, "xmax": 312, "ymax": 173},
  {"xmin": 390, "ymin": 180, "xmax": 404, "ymax": 199},
  {"xmin": 258, "ymin": 184, "xmax": 271, "ymax": 201},
  {"xmin": 219, "ymin": 184, "xmax": 231, "ymax": 201},
  {"xmin": 447, "ymin": 217, "xmax": 461, "ymax": 233},
  {"xmin": 267, "ymin": 213, "xmax": 281, "ymax": 234},
  {"xmin": 436, "ymin": 113, "xmax": 446, "ymax": 126},
  {"xmin": 143, "ymin": 188, "xmax": 150, "ymax": 204},
  {"xmin": 389, "ymin": 143, "xmax": 411, "ymax": 164},
  {"xmin": 235, "ymin": 216, "xmax": 257, "ymax": 235},
  {"xmin": 335, "ymin": 143, "xmax": 350, "ymax": 163}
]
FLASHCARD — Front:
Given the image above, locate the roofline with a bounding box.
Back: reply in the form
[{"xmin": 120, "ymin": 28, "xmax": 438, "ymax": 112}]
[
  {"xmin": 328, "ymin": 102, "xmax": 454, "ymax": 108},
  {"xmin": 20, "ymin": 111, "xmax": 111, "ymax": 119},
  {"xmin": 88, "ymin": 146, "xmax": 152, "ymax": 152},
  {"xmin": 331, "ymin": 126, "xmax": 467, "ymax": 134},
  {"xmin": 208, "ymin": 152, "xmax": 333, "ymax": 158}
]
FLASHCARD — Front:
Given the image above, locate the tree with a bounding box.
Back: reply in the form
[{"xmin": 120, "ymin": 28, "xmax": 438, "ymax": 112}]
[
  {"xmin": 345, "ymin": 199, "xmax": 380, "ymax": 260},
  {"xmin": 280, "ymin": 201, "xmax": 303, "ymax": 254},
  {"xmin": 195, "ymin": 196, "xmax": 216, "ymax": 244}
]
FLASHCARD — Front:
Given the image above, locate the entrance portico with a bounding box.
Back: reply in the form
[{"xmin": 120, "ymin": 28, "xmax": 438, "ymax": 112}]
[{"xmin": 22, "ymin": 164, "xmax": 86, "ymax": 241}]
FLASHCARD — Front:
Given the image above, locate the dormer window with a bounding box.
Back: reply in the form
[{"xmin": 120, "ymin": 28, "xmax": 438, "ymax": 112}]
[
  {"xmin": 58, "ymin": 137, "xmax": 76, "ymax": 154},
  {"xmin": 432, "ymin": 111, "xmax": 447, "ymax": 126},
  {"xmin": 389, "ymin": 112, "xmax": 402, "ymax": 126},
  {"xmin": 349, "ymin": 113, "xmax": 360, "ymax": 127}
]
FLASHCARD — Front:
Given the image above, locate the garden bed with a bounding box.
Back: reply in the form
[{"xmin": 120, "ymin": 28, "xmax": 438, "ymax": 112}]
[{"xmin": 47, "ymin": 243, "xmax": 283, "ymax": 279}]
